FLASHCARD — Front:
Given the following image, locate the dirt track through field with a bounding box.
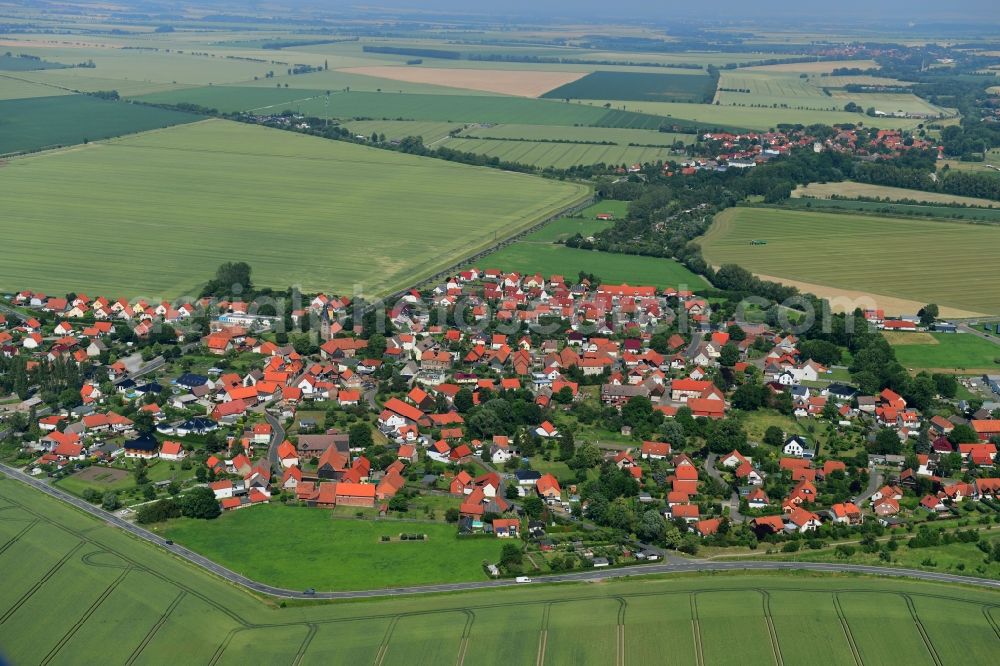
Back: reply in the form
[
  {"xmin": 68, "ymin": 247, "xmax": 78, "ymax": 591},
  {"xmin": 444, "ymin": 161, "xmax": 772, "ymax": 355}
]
[{"xmin": 338, "ymin": 66, "xmax": 587, "ymax": 97}]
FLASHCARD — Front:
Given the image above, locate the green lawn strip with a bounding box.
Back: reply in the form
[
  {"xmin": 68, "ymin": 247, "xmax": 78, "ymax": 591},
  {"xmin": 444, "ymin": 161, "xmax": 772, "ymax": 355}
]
[
  {"xmin": 545, "ymin": 598, "xmax": 620, "ymax": 665},
  {"xmin": 299, "ymin": 618, "xmax": 391, "ymax": 665},
  {"xmin": 466, "ymin": 604, "xmax": 544, "ymax": 664},
  {"xmin": 624, "ymin": 594, "xmax": 698, "ymax": 666},
  {"xmin": 381, "ymin": 611, "xmax": 468, "ymax": 666},
  {"xmin": 837, "ymin": 592, "xmax": 936, "ymax": 665},
  {"xmin": 216, "ymin": 624, "xmax": 312, "ymax": 666},
  {"xmin": 769, "ymin": 591, "xmax": 858, "ymax": 666},
  {"xmin": 161, "ymin": 504, "xmax": 502, "ymax": 590},
  {"xmin": 485, "ymin": 243, "xmax": 708, "ymax": 289},
  {"xmin": 890, "ymin": 333, "xmax": 1000, "ymax": 370},
  {"xmin": 697, "ymin": 591, "xmax": 776, "ymax": 665}
]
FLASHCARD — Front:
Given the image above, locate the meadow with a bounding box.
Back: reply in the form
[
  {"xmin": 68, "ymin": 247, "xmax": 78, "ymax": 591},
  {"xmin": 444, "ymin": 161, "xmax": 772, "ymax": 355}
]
[
  {"xmin": 575, "ymin": 99, "xmax": 927, "ymax": 130},
  {"xmin": 0, "ymin": 94, "xmax": 201, "ymax": 154},
  {"xmin": 524, "ymin": 200, "xmax": 629, "ymax": 242},
  {"xmin": 886, "ymin": 332, "xmax": 1000, "ymax": 372},
  {"xmin": 0, "ymin": 74, "xmax": 72, "ymax": 99},
  {"xmin": 542, "ymin": 70, "xmax": 716, "ymax": 103},
  {"xmin": 700, "ymin": 207, "xmax": 1000, "ymax": 315},
  {"xmin": 135, "ymin": 86, "xmax": 689, "ymax": 128},
  {"xmin": 0, "ymin": 119, "xmax": 589, "ymax": 298},
  {"xmin": 161, "ymin": 504, "xmax": 501, "ymax": 590},
  {"xmin": 457, "ymin": 122, "xmax": 691, "ymax": 146},
  {"xmin": 485, "ymin": 242, "xmax": 708, "ymax": 289},
  {"xmin": 1, "ymin": 476, "xmax": 998, "ymax": 666},
  {"xmin": 439, "ymin": 136, "xmax": 673, "ymax": 168}
]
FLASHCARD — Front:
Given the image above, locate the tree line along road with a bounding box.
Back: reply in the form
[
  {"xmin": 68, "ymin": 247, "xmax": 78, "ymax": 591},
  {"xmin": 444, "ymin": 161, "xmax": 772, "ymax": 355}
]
[{"xmin": 1, "ymin": 462, "xmax": 998, "ymax": 599}]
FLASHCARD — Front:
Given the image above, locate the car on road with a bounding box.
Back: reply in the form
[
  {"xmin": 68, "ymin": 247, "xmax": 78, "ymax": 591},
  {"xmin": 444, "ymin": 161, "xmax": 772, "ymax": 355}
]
[
  {"xmin": 164, "ymin": 540, "xmax": 173, "ymax": 545},
  {"xmin": 303, "ymin": 588, "xmax": 316, "ymax": 595},
  {"xmin": 515, "ymin": 576, "xmax": 532, "ymax": 583}
]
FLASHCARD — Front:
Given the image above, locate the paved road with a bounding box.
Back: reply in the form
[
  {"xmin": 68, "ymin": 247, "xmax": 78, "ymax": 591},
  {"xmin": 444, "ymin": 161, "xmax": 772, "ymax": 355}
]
[
  {"xmin": 263, "ymin": 410, "xmax": 286, "ymax": 476},
  {"xmin": 3, "ymin": 462, "xmax": 999, "ymax": 598},
  {"xmin": 855, "ymin": 467, "xmax": 884, "ymax": 506},
  {"xmin": 704, "ymin": 453, "xmax": 744, "ymax": 524},
  {"xmin": 957, "ymin": 323, "xmax": 1000, "ymax": 348}
]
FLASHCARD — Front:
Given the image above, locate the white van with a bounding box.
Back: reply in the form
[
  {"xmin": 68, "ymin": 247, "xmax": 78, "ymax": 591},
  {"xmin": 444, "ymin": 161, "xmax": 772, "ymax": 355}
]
[{"xmin": 515, "ymin": 576, "xmax": 532, "ymax": 583}]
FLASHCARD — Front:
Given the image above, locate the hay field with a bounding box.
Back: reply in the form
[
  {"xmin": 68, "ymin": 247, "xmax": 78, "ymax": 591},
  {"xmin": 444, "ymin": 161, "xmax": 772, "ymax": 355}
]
[
  {"xmin": 0, "ymin": 119, "xmax": 589, "ymax": 298},
  {"xmin": 700, "ymin": 207, "xmax": 1000, "ymax": 315}
]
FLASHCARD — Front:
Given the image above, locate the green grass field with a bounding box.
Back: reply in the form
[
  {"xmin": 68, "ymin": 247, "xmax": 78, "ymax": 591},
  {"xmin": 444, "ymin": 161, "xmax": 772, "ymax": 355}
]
[
  {"xmin": 0, "ymin": 74, "xmax": 73, "ymax": 100},
  {"xmin": 135, "ymin": 86, "xmax": 686, "ymax": 129},
  {"xmin": 0, "ymin": 119, "xmax": 589, "ymax": 298},
  {"xmin": 458, "ymin": 122, "xmax": 691, "ymax": 146},
  {"xmin": 542, "ymin": 70, "xmax": 715, "ymax": 103},
  {"xmin": 782, "ymin": 198, "xmax": 1000, "ymax": 223},
  {"xmin": 887, "ymin": 332, "xmax": 1000, "ymax": 371},
  {"xmin": 341, "ymin": 120, "xmax": 462, "ymax": 144},
  {"xmin": 1, "ymin": 474, "xmax": 999, "ymax": 664},
  {"xmin": 792, "ymin": 181, "xmax": 999, "ymax": 208},
  {"xmin": 524, "ymin": 200, "xmax": 628, "ymax": 242},
  {"xmin": 576, "ymin": 99, "xmax": 927, "ymax": 130},
  {"xmin": 700, "ymin": 207, "xmax": 1000, "ymax": 314},
  {"xmin": 439, "ymin": 136, "xmax": 674, "ymax": 168},
  {"xmin": 161, "ymin": 504, "xmax": 501, "ymax": 590},
  {"xmin": 0, "ymin": 94, "xmax": 202, "ymax": 154},
  {"xmin": 485, "ymin": 242, "xmax": 708, "ymax": 289}
]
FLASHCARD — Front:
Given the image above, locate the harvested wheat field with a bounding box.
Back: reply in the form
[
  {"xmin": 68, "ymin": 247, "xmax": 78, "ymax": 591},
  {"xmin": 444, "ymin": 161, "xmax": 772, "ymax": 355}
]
[{"xmin": 338, "ymin": 66, "xmax": 586, "ymax": 97}]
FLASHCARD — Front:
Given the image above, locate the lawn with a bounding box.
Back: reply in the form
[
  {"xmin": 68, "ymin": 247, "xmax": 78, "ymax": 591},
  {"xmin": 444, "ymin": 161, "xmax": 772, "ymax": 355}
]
[
  {"xmin": 0, "ymin": 93, "xmax": 201, "ymax": 154},
  {"xmin": 160, "ymin": 503, "xmax": 502, "ymax": 590},
  {"xmin": 700, "ymin": 207, "xmax": 1000, "ymax": 315},
  {"xmin": 0, "ymin": 119, "xmax": 589, "ymax": 298},
  {"xmin": 1, "ymin": 475, "xmax": 999, "ymax": 665},
  {"xmin": 888, "ymin": 332, "xmax": 1000, "ymax": 372},
  {"xmin": 54, "ymin": 465, "xmax": 134, "ymax": 496},
  {"xmin": 485, "ymin": 243, "xmax": 708, "ymax": 290}
]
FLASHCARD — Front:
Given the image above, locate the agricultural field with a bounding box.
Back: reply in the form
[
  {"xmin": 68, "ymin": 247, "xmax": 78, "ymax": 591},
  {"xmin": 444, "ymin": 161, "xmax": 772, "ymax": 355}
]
[
  {"xmin": 438, "ymin": 136, "xmax": 674, "ymax": 169},
  {"xmin": 781, "ymin": 197, "xmax": 1000, "ymax": 223},
  {"xmin": 700, "ymin": 207, "xmax": 1000, "ymax": 315},
  {"xmin": 792, "ymin": 181, "xmax": 1000, "ymax": 207},
  {"xmin": 743, "ymin": 59, "xmax": 882, "ymax": 74},
  {"xmin": 0, "ymin": 53, "xmax": 70, "ymax": 70},
  {"xmin": 54, "ymin": 466, "xmax": 133, "ymax": 496},
  {"xmin": 338, "ymin": 65, "xmax": 586, "ymax": 97},
  {"xmin": 340, "ymin": 120, "xmax": 461, "ymax": 144},
  {"xmin": 0, "ymin": 74, "xmax": 72, "ymax": 99},
  {"xmin": 0, "ymin": 94, "xmax": 201, "ymax": 155},
  {"xmin": 1, "ymin": 477, "xmax": 998, "ymax": 665},
  {"xmin": 160, "ymin": 504, "xmax": 502, "ymax": 590},
  {"xmin": 885, "ymin": 332, "xmax": 1000, "ymax": 372},
  {"xmin": 0, "ymin": 119, "xmax": 589, "ymax": 297},
  {"xmin": 542, "ymin": 70, "xmax": 716, "ymax": 103},
  {"xmin": 580, "ymin": 99, "xmax": 928, "ymax": 130},
  {"xmin": 457, "ymin": 122, "xmax": 691, "ymax": 146},
  {"xmin": 134, "ymin": 86, "xmax": 686, "ymax": 128},
  {"xmin": 485, "ymin": 242, "xmax": 708, "ymax": 289},
  {"xmin": 523, "ymin": 200, "xmax": 629, "ymax": 243}
]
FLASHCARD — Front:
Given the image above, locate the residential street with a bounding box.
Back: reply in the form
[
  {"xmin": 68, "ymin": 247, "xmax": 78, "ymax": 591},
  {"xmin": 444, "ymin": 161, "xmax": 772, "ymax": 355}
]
[
  {"xmin": 3, "ymin": 463, "xmax": 997, "ymax": 600},
  {"xmin": 704, "ymin": 453, "xmax": 744, "ymax": 524}
]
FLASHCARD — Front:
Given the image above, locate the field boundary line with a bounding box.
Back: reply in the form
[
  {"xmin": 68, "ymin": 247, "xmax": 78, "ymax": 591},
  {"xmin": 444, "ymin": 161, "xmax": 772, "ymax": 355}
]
[
  {"xmin": 758, "ymin": 589, "xmax": 783, "ymax": 666},
  {"xmin": 456, "ymin": 609, "xmax": 475, "ymax": 666},
  {"xmin": 832, "ymin": 593, "xmax": 863, "ymax": 666},
  {"xmin": 292, "ymin": 623, "xmax": 318, "ymax": 666},
  {"xmin": 125, "ymin": 590, "xmax": 186, "ymax": 666},
  {"xmin": 0, "ymin": 518, "xmax": 36, "ymax": 555},
  {"xmin": 902, "ymin": 593, "xmax": 942, "ymax": 666},
  {"xmin": 0, "ymin": 540, "xmax": 83, "ymax": 623},
  {"xmin": 983, "ymin": 605, "xmax": 1000, "ymax": 641},
  {"xmin": 690, "ymin": 593, "xmax": 705, "ymax": 666},
  {"xmin": 209, "ymin": 627, "xmax": 239, "ymax": 666},
  {"xmin": 40, "ymin": 566, "xmax": 130, "ymax": 665},
  {"xmin": 615, "ymin": 596, "xmax": 627, "ymax": 666},
  {"xmin": 373, "ymin": 615, "xmax": 399, "ymax": 666},
  {"xmin": 536, "ymin": 602, "xmax": 551, "ymax": 666}
]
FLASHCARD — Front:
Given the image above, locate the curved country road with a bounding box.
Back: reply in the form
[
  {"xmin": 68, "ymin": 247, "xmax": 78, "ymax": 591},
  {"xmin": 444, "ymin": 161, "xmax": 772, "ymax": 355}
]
[{"xmin": 2, "ymin": 462, "xmax": 998, "ymax": 599}]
